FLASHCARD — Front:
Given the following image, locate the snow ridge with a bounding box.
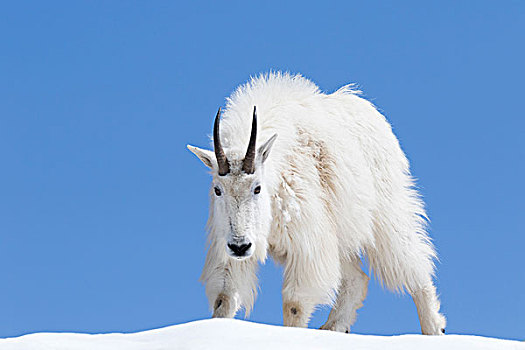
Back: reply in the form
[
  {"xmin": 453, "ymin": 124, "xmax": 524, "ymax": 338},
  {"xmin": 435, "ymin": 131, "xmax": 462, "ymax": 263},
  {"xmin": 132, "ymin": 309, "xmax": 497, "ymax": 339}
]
[{"xmin": 0, "ymin": 319, "xmax": 523, "ymax": 350}]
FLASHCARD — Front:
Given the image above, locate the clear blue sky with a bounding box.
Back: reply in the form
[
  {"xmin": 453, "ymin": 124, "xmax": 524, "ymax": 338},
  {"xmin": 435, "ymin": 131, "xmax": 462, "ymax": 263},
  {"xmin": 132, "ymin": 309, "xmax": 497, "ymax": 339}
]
[{"xmin": 1, "ymin": 1, "xmax": 523, "ymax": 341}]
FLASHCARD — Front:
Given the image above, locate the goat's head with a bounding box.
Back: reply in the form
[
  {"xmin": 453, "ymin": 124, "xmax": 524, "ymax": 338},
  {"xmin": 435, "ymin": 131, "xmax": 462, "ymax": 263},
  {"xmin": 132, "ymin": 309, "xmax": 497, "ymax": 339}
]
[{"xmin": 188, "ymin": 107, "xmax": 277, "ymax": 260}]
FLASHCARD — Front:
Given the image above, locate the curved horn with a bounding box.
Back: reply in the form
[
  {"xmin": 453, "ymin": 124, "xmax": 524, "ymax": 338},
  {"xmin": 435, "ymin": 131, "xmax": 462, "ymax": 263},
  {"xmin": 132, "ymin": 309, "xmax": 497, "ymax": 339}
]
[
  {"xmin": 242, "ymin": 106, "xmax": 257, "ymax": 174},
  {"xmin": 213, "ymin": 107, "xmax": 230, "ymax": 176}
]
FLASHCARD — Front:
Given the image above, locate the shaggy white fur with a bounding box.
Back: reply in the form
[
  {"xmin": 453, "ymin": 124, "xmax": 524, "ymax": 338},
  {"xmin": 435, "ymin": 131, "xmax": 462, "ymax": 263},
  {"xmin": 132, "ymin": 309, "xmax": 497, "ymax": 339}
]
[{"xmin": 188, "ymin": 72, "xmax": 446, "ymax": 335}]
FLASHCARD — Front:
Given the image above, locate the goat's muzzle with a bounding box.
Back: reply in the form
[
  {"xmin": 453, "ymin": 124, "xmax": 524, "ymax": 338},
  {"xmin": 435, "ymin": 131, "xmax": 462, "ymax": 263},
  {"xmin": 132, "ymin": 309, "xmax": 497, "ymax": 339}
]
[{"xmin": 226, "ymin": 240, "xmax": 253, "ymax": 260}]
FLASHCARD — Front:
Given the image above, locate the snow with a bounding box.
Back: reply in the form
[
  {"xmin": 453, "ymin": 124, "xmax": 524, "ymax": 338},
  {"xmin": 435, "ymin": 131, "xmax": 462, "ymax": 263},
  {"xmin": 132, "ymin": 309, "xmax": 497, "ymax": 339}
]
[{"xmin": 0, "ymin": 319, "xmax": 523, "ymax": 350}]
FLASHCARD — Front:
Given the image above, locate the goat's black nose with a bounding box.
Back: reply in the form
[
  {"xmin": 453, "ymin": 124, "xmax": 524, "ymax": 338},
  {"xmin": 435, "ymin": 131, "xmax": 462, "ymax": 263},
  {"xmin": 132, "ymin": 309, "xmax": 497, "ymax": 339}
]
[{"xmin": 228, "ymin": 242, "xmax": 252, "ymax": 256}]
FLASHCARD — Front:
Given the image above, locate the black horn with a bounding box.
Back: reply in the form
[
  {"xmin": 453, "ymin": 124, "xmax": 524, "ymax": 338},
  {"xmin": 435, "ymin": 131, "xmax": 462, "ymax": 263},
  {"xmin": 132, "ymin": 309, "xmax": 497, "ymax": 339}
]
[
  {"xmin": 214, "ymin": 107, "xmax": 230, "ymax": 176},
  {"xmin": 242, "ymin": 106, "xmax": 257, "ymax": 174}
]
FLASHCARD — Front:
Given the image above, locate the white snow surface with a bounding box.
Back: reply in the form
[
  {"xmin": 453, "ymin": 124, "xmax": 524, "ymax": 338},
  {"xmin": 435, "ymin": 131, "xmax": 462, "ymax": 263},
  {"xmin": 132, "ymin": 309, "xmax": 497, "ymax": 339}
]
[{"xmin": 0, "ymin": 319, "xmax": 523, "ymax": 350}]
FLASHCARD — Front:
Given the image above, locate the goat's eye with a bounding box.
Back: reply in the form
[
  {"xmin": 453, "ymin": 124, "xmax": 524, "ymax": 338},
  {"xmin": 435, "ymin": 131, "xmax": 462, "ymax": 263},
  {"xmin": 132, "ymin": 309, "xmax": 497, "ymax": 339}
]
[
  {"xmin": 214, "ymin": 187, "xmax": 222, "ymax": 196},
  {"xmin": 254, "ymin": 185, "xmax": 261, "ymax": 195}
]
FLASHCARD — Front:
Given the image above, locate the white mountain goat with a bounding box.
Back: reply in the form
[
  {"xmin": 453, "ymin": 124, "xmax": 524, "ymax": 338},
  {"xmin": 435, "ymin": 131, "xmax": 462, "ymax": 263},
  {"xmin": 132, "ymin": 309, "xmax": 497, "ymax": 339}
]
[{"xmin": 187, "ymin": 72, "xmax": 446, "ymax": 335}]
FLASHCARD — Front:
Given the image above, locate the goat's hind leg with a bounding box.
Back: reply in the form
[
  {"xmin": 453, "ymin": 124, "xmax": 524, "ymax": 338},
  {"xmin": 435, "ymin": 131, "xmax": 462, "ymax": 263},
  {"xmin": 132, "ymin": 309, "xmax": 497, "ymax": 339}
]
[
  {"xmin": 411, "ymin": 283, "xmax": 446, "ymax": 335},
  {"xmin": 320, "ymin": 259, "xmax": 369, "ymax": 333}
]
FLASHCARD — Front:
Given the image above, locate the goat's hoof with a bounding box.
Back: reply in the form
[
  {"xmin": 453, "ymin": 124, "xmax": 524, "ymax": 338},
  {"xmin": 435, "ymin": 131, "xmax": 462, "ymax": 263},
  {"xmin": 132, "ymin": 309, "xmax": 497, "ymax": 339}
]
[
  {"xmin": 212, "ymin": 293, "xmax": 232, "ymax": 318},
  {"xmin": 320, "ymin": 321, "xmax": 350, "ymax": 333}
]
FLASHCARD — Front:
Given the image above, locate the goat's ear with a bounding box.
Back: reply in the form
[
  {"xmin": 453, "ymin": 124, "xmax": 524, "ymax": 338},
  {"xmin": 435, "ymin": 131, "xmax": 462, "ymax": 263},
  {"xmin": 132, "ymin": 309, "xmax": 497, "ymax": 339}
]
[
  {"xmin": 257, "ymin": 133, "xmax": 278, "ymax": 164},
  {"xmin": 187, "ymin": 145, "xmax": 215, "ymax": 168}
]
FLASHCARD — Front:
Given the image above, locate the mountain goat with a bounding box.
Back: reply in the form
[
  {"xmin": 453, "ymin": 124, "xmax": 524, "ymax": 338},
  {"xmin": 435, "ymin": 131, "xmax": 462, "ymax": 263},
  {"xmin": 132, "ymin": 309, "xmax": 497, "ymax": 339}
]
[{"xmin": 187, "ymin": 72, "xmax": 446, "ymax": 335}]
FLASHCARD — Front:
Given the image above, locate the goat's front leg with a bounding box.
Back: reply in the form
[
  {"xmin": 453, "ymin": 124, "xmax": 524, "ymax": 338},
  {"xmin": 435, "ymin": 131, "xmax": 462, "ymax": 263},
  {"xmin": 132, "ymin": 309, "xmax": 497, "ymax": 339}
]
[
  {"xmin": 281, "ymin": 265, "xmax": 321, "ymax": 327},
  {"xmin": 282, "ymin": 298, "xmax": 315, "ymax": 327},
  {"xmin": 202, "ymin": 253, "xmax": 259, "ymax": 319},
  {"xmin": 212, "ymin": 291, "xmax": 237, "ymax": 318},
  {"xmin": 280, "ymin": 232, "xmax": 341, "ymax": 328}
]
